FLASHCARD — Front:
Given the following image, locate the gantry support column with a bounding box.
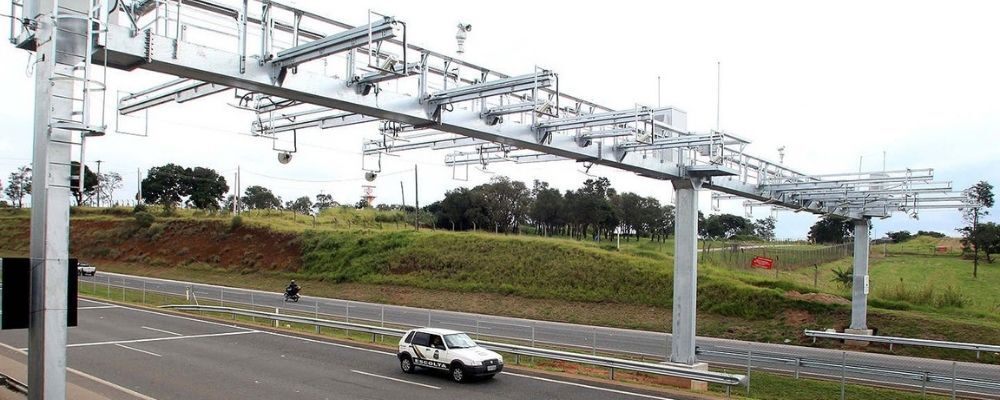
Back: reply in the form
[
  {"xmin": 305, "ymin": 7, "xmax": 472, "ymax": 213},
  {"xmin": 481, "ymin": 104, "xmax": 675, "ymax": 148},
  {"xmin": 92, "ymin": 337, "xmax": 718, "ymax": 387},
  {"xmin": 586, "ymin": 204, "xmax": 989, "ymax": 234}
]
[
  {"xmin": 848, "ymin": 218, "xmax": 872, "ymax": 335},
  {"xmin": 670, "ymin": 178, "xmax": 702, "ymax": 366},
  {"xmin": 27, "ymin": 0, "xmax": 87, "ymax": 398}
]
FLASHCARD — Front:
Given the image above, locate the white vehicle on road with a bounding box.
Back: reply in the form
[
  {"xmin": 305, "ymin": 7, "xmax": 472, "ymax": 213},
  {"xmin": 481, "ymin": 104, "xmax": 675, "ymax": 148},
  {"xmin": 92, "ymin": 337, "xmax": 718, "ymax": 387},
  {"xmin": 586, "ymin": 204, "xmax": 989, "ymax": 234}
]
[
  {"xmin": 77, "ymin": 262, "xmax": 96, "ymax": 276},
  {"xmin": 397, "ymin": 328, "xmax": 503, "ymax": 382}
]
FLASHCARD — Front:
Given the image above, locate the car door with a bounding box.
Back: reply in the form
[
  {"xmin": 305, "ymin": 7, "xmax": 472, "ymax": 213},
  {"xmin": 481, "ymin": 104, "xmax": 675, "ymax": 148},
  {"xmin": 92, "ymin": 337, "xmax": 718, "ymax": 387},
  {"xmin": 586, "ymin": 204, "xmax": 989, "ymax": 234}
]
[{"xmin": 427, "ymin": 334, "xmax": 448, "ymax": 368}]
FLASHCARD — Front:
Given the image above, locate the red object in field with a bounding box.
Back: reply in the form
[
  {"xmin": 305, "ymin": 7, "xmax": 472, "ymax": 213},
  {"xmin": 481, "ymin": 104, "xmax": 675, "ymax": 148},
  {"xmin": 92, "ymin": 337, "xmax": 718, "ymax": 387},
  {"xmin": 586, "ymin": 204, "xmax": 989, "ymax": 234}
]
[
  {"xmin": 750, "ymin": 256, "xmax": 774, "ymax": 269},
  {"xmin": 936, "ymin": 246, "xmax": 948, "ymax": 253}
]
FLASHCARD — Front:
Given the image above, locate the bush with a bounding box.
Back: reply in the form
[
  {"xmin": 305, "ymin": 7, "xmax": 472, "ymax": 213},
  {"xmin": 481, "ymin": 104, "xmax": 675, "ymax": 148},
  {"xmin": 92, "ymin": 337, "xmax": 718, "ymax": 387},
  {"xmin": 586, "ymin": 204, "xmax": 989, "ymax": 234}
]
[
  {"xmin": 935, "ymin": 286, "xmax": 967, "ymax": 308},
  {"xmin": 134, "ymin": 211, "xmax": 155, "ymax": 228},
  {"xmin": 229, "ymin": 215, "xmax": 244, "ymax": 232},
  {"xmin": 133, "ymin": 203, "xmax": 148, "ymax": 213}
]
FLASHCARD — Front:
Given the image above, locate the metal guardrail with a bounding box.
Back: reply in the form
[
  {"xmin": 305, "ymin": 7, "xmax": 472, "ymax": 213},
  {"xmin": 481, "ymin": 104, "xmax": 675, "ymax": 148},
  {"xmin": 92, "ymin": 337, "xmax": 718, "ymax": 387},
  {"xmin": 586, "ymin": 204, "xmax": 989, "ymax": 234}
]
[
  {"xmin": 0, "ymin": 372, "xmax": 28, "ymax": 394},
  {"xmin": 805, "ymin": 330, "xmax": 1000, "ymax": 357},
  {"xmin": 162, "ymin": 304, "xmax": 747, "ymax": 386},
  {"xmin": 699, "ymin": 346, "xmax": 1000, "ymax": 393}
]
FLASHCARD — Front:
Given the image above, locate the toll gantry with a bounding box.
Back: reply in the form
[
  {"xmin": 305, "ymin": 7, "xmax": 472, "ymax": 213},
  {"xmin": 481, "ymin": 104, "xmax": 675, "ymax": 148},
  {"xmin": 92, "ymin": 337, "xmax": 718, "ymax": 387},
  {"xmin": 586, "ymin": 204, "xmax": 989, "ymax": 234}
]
[{"xmin": 9, "ymin": 0, "xmax": 975, "ymax": 396}]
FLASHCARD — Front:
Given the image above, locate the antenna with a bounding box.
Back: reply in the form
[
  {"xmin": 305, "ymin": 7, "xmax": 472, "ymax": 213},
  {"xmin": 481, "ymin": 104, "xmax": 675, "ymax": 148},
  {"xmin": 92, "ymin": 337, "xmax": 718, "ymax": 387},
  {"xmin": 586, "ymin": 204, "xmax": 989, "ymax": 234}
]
[
  {"xmin": 777, "ymin": 146, "xmax": 786, "ymax": 164},
  {"xmin": 657, "ymin": 75, "xmax": 661, "ymax": 107},
  {"xmin": 715, "ymin": 61, "xmax": 721, "ymax": 131}
]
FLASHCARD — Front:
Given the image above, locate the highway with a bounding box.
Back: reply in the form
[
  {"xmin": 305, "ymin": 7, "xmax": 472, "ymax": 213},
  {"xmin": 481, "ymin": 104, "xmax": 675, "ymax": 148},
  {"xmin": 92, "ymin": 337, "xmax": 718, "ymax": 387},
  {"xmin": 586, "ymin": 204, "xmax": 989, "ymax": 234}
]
[
  {"xmin": 84, "ymin": 272, "xmax": 1000, "ymax": 398},
  {"xmin": 0, "ymin": 297, "xmax": 691, "ymax": 400}
]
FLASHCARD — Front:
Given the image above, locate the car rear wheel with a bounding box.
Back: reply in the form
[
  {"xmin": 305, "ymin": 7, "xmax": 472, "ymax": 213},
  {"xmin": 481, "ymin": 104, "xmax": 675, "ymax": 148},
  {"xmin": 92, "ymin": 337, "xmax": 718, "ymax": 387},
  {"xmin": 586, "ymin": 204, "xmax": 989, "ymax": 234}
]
[{"xmin": 400, "ymin": 356, "xmax": 414, "ymax": 373}]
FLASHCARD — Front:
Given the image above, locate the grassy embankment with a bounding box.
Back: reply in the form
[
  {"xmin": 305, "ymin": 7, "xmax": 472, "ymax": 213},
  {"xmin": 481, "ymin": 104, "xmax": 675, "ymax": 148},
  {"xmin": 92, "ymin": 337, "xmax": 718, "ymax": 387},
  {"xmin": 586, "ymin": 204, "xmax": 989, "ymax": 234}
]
[{"xmin": 0, "ymin": 206, "xmax": 997, "ymax": 365}]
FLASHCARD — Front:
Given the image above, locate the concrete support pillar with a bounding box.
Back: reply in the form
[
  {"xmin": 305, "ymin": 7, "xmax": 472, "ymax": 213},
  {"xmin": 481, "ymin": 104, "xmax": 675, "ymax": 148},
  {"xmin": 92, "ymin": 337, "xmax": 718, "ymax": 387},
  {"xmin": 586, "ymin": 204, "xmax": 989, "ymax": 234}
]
[
  {"xmin": 849, "ymin": 218, "xmax": 871, "ymax": 331},
  {"xmin": 670, "ymin": 178, "xmax": 702, "ymax": 365}
]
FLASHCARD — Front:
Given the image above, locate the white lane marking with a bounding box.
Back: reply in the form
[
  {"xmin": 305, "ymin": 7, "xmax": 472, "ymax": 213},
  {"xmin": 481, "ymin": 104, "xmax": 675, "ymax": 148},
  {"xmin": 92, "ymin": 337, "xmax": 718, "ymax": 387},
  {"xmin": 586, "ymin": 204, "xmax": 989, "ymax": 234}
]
[
  {"xmin": 115, "ymin": 344, "xmax": 162, "ymax": 357},
  {"xmin": 257, "ymin": 331, "xmax": 394, "ymax": 356},
  {"xmin": 79, "ymin": 299, "xmax": 256, "ymax": 332},
  {"xmin": 141, "ymin": 326, "xmax": 182, "ymax": 336},
  {"xmin": 351, "ymin": 370, "xmax": 440, "ymax": 390},
  {"xmin": 17, "ymin": 331, "xmax": 259, "ymax": 351},
  {"xmin": 502, "ymin": 372, "xmax": 676, "ymax": 400},
  {"xmin": 0, "ymin": 342, "xmax": 158, "ymax": 400},
  {"xmin": 79, "ymin": 305, "xmax": 120, "ymax": 310}
]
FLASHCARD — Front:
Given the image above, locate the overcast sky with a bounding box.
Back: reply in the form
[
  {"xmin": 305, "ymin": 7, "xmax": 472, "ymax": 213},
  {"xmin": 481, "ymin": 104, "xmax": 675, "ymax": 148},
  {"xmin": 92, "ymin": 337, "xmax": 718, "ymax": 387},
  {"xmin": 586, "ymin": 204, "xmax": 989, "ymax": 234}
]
[{"xmin": 1, "ymin": 0, "xmax": 998, "ymax": 239}]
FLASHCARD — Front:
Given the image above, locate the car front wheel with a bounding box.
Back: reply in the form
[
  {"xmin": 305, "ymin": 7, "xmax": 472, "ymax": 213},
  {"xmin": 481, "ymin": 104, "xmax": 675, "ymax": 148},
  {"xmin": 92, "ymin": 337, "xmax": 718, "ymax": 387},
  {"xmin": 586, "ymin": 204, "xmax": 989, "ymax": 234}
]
[
  {"xmin": 400, "ymin": 356, "xmax": 414, "ymax": 373},
  {"xmin": 450, "ymin": 365, "xmax": 465, "ymax": 383}
]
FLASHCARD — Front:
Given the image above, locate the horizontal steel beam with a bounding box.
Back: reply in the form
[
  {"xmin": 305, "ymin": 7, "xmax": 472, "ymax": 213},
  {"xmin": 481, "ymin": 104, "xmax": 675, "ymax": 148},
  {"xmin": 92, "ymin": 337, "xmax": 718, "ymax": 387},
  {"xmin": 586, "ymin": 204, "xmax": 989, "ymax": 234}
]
[
  {"xmin": 271, "ymin": 17, "xmax": 401, "ymax": 69},
  {"xmin": 805, "ymin": 330, "xmax": 1000, "ymax": 353},
  {"xmin": 425, "ymin": 71, "xmax": 556, "ymax": 106},
  {"xmin": 119, "ymin": 78, "xmax": 229, "ymax": 115}
]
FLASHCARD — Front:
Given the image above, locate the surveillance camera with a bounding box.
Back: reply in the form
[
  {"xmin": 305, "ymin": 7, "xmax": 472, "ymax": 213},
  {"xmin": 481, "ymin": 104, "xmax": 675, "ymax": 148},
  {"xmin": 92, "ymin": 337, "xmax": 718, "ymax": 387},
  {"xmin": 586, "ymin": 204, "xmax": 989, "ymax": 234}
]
[
  {"xmin": 277, "ymin": 151, "xmax": 293, "ymax": 164},
  {"xmin": 457, "ymin": 23, "xmax": 471, "ymax": 32},
  {"xmin": 365, "ymin": 171, "xmax": 377, "ymax": 182}
]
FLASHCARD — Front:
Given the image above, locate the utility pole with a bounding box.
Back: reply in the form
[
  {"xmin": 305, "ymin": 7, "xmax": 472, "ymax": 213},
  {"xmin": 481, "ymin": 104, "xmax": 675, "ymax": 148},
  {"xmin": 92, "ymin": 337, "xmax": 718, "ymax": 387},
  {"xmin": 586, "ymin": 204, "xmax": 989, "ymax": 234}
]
[
  {"xmin": 137, "ymin": 168, "xmax": 142, "ymax": 204},
  {"xmin": 715, "ymin": 61, "xmax": 721, "ymax": 131},
  {"xmin": 95, "ymin": 160, "xmax": 102, "ymax": 207},
  {"xmin": 235, "ymin": 165, "xmax": 241, "ymax": 215},
  {"xmin": 400, "ymin": 181, "xmax": 405, "ymax": 208},
  {"xmin": 414, "ymin": 164, "xmax": 419, "ymax": 230}
]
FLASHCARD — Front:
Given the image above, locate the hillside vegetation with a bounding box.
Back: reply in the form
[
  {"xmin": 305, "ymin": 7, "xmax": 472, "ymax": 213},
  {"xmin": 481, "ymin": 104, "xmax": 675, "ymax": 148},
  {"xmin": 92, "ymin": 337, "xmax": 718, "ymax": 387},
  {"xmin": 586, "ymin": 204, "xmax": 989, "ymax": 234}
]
[{"xmin": 1, "ymin": 206, "xmax": 997, "ymax": 363}]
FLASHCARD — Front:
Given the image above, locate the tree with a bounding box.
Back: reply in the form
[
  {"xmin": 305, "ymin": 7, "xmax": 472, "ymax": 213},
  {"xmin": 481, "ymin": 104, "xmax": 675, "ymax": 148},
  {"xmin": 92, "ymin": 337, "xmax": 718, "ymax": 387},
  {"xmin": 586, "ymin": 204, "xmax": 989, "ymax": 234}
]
[
  {"xmin": 142, "ymin": 164, "xmax": 189, "ymax": 207},
  {"xmin": 288, "ymin": 196, "xmax": 313, "ymax": 214},
  {"xmin": 754, "ymin": 217, "xmax": 777, "ymax": 241},
  {"xmin": 886, "ymin": 230, "xmax": 913, "ymax": 243},
  {"xmin": 5, "ymin": 166, "xmax": 31, "ymax": 208},
  {"xmin": 701, "ymin": 214, "xmax": 754, "ymax": 239},
  {"xmin": 314, "ymin": 193, "xmax": 336, "ymax": 211},
  {"xmin": 916, "ymin": 230, "xmax": 946, "ymax": 238},
  {"xmin": 96, "ymin": 171, "xmax": 123, "ymax": 206},
  {"xmin": 69, "ymin": 161, "xmax": 99, "ymax": 206},
  {"xmin": 808, "ymin": 215, "xmax": 853, "ymax": 244},
  {"xmin": 184, "ymin": 167, "xmax": 228, "ymax": 209},
  {"xmin": 528, "ymin": 180, "xmax": 564, "ymax": 235},
  {"xmin": 241, "ymin": 185, "xmax": 282, "ymax": 210},
  {"xmin": 959, "ymin": 181, "xmax": 995, "ymax": 277}
]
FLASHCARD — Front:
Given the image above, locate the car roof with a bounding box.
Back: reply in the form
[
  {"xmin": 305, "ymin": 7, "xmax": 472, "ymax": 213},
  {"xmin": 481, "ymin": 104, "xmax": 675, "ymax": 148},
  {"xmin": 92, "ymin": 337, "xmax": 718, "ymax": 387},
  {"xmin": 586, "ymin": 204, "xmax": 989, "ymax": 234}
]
[{"xmin": 411, "ymin": 328, "xmax": 464, "ymax": 336}]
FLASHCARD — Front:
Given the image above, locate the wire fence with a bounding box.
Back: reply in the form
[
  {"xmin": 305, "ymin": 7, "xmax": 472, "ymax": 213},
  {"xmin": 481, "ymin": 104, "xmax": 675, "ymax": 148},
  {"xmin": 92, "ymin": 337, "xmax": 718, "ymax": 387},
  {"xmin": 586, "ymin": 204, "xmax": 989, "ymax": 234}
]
[
  {"xmin": 701, "ymin": 241, "xmax": 854, "ymax": 272},
  {"xmin": 78, "ymin": 275, "xmax": 1000, "ymax": 399}
]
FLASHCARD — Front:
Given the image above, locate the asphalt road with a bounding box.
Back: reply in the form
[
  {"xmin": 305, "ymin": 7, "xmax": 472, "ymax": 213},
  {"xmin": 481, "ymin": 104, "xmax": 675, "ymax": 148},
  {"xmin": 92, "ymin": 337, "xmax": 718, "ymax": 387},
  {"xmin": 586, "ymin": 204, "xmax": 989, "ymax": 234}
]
[
  {"xmin": 85, "ymin": 272, "xmax": 1000, "ymax": 398},
  {"xmin": 0, "ymin": 298, "xmax": 690, "ymax": 400}
]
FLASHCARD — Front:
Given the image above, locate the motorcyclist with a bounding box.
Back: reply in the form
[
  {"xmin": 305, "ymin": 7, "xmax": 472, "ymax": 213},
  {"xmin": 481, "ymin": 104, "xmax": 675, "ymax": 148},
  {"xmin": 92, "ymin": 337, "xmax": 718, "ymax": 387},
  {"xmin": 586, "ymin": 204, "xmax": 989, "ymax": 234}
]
[{"xmin": 285, "ymin": 280, "xmax": 300, "ymax": 296}]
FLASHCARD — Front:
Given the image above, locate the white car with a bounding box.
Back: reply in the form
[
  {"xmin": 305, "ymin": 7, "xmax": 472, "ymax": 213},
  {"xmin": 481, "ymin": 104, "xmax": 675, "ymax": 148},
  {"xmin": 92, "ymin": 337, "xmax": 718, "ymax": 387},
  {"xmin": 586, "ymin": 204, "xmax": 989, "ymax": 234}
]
[
  {"xmin": 77, "ymin": 262, "xmax": 96, "ymax": 276},
  {"xmin": 397, "ymin": 328, "xmax": 503, "ymax": 382}
]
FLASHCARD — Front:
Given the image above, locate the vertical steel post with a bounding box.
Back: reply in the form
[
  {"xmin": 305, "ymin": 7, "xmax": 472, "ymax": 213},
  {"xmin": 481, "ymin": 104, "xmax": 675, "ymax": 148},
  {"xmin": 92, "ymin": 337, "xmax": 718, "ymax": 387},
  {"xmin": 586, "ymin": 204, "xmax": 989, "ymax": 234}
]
[
  {"xmin": 670, "ymin": 178, "xmax": 702, "ymax": 365},
  {"xmin": 27, "ymin": 0, "xmax": 89, "ymax": 397},
  {"xmin": 840, "ymin": 352, "xmax": 847, "ymax": 400},
  {"xmin": 850, "ymin": 219, "xmax": 870, "ymax": 330}
]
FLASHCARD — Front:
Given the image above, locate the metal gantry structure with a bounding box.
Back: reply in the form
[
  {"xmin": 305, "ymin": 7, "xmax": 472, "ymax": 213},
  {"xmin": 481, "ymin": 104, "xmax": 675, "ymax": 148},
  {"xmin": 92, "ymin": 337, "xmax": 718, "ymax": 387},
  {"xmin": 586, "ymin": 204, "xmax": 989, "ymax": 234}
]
[{"xmin": 8, "ymin": 0, "xmax": 975, "ymax": 397}]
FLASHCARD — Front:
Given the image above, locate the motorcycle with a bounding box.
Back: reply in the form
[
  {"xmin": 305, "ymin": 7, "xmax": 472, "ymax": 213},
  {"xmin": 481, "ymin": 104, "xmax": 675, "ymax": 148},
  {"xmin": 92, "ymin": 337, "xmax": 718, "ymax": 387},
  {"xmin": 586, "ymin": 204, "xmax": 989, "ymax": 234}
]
[{"xmin": 284, "ymin": 287, "xmax": 300, "ymax": 302}]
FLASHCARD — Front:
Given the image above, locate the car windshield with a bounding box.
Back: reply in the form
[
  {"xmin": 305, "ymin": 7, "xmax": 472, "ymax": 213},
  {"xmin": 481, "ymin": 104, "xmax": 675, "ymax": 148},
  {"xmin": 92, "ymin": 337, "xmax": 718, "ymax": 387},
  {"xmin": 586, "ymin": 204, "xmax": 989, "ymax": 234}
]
[{"xmin": 443, "ymin": 333, "xmax": 477, "ymax": 349}]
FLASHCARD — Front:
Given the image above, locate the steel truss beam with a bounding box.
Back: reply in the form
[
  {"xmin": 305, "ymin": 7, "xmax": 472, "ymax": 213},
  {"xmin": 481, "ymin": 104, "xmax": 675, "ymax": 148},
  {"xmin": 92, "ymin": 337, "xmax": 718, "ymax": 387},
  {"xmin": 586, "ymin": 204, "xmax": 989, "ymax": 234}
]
[{"xmin": 445, "ymin": 150, "xmax": 565, "ymax": 166}]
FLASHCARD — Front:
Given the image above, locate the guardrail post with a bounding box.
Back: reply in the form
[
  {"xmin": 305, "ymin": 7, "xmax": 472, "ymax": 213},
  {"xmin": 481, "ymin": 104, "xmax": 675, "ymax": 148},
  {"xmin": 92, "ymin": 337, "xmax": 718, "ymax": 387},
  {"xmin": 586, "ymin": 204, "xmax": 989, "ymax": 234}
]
[
  {"xmin": 122, "ymin": 278, "xmax": 126, "ymax": 301},
  {"xmin": 531, "ymin": 324, "xmax": 535, "ymax": 348},
  {"xmin": 840, "ymin": 352, "xmax": 846, "ymax": 400},
  {"xmin": 274, "ymin": 308, "xmax": 279, "ymax": 328},
  {"xmin": 592, "ymin": 328, "xmax": 597, "ymax": 356},
  {"xmin": 107, "ymin": 275, "xmax": 111, "ymax": 298},
  {"xmin": 315, "ymin": 301, "xmax": 321, "ymax": 334},
  {"xmin": 921, "ymin": 372, "xmax": 927, "ymax": 396},
  {"xmin": 345, "ymin": 301, "xmax": 351, "ymax": 337},
  {"xmin": 250, "ymin": 292, "xmax": 255, "ymax": 323},
  {"xmin": 745, "ymin": 349, "xmax": 752, "ymax": 397},
  {"xmin": 142, "ymin": 281, "xmax": 146, "ymax": 304},
  {"xmin": 794, "ymin": 357, "xmax": 800, "ymax": 379},
  {"xmin": 951, "ymin": 361, "xmax": 957, "ymax": 399},
  {"xmin": 380, "ymin": 305, "xmax": 385, "ymax": 328},
  {"xmin": 610, "ymin": 366, "xmax": 615, "ymax": 380}
]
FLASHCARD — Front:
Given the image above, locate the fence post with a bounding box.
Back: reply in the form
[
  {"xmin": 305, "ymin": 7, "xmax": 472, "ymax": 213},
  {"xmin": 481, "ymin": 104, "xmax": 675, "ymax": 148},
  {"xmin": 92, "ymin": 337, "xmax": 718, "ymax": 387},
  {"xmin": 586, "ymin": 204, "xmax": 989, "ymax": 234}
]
[
  {"xmin": 274, "ymin": 307, "xmax": 279, "ymax": 328},
  {"xmin": 921, "ymin": 372, "xmax": 927, "ymax": 397}
]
